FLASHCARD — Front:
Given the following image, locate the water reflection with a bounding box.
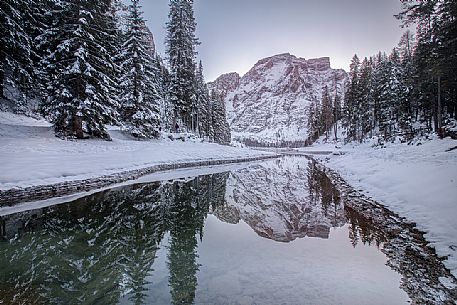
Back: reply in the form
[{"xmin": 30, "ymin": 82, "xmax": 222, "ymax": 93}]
[
  {"xmin": 0, "ymin": 174, "xmax": 229, "ymax": 305},
  {"xmin": 221, "ymin": 157, "xmax": 347, "ymax": 241},
  {"xmin": 0, "ymin": 157, "xmax": 405, "ymax": 305}
]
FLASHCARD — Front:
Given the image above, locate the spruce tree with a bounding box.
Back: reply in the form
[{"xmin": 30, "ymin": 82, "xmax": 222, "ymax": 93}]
[
  {"xmin": 332, "ymin": 91, "xmax": 342, "ymax": 141},
  {"xmin": 40, "ymin": 0, "xmax": 119, "ymax": 140},
  {"xmin": 195, "ymin": 61, "xmax": 213, "ymax": 139},
  {"xmin": 165, "ymin": 0, "xmax": 199, "ymax": 132},
  {"xmin": 306, "ymin": 100, "xmax": 320, "ymax": 144},
  {"xmin": 358, "ymin": 57, "xmax": 374, "ymax": 139},
  {"xmin": 154, "ymin": 54, "xmax": 173, "ymax": 131},
  {"xmin": 118, "ymin": 0, "xmax": 161, "ymax": 139},
  {"xmin": 210, "ymin": 89, "xmax": 230, "ymax": 144},
  {"xmin": 397, "ymin": 0, "xmax": 457, "ymax": 128},
  {"xmin": 320, "ymin": 86, "xmax": 333, "ymax": 141},
  {"xmin": 32, "ymin": 0, "xmax": 56, "ymax": 96},
  {"xmin": 343, "ymin": 54, "xmax": 361, "ymax": 142},
  {"xmin": 0, "ymin": 0, "xmax": 35, "ymax": 109},
  {"xmin": 397, "ymin": 31, "xmax": 415, "ymax": 134}
]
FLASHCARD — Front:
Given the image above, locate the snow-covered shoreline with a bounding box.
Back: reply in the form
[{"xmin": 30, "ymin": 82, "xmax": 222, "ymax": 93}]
[
  {"xmin": 302, "ymin": 138, "xmax": 457, "ymax": 278},
  {"xmin": 2, "ymin": 111, "xmax": 457, "ymax": 280},
  {"xmin": 0, "ymin": 112, "xmax": 277, "ymax": 195}
]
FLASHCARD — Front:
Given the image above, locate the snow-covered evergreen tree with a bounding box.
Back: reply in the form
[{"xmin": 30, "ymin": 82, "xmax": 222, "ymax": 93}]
[
  {"xmin": 118, "ymin": 0, "xmax": 160, "ymax": 139},
  {"xmin": 332, "ymin": 90, "xmax": 342, "ymax": 141},
  {"xmin": 321, "ymin": 86, "xmax": 333, "ymax": 140},
  {"xmin": 306, "ymin": 100, "xmax": 320, "ymax": 144},
  {"xmin": 195, "ymin": 61, "xmax": 213, "ymax": 139},
  {"xmin": 165, "ymin": 0, "xmax": 199, "ymax": 132},
  {"xmin": 154, "ymin": 54, "xmax": 173, "ymax": 131},
  {"xmin": 398, "ymin": 31, "xmax": 415, "ymax": 133},
  {"xmin": 40, "ymin": 0, "xmax": 119, "ymax": 140},
  {"xmin": 0, "ymin": 0, "xmax": 35, "ymax": 111},
  {"xmin": 32, "ymin": 0, "xmax": 56, "ymax": 92},
  {"xmin": 210, "ymin": 89, "xmax": 230, "ymax": 144},
  {"xmin": 358, "ymin": 57, "xmax": 373, "ymax": 139},
  {"xmin": 343, "ymin": 54, "xmax": 361, "ymax": 142}
]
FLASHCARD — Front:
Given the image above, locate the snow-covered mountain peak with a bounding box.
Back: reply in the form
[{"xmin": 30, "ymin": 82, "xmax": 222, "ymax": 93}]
[
  {"xmin": 210, "ymin": 53, "xmax": 347, "ymax": 147},
  {"xmin": 208, "ymin": 72, "xmax": 240, "ymax": 99}
]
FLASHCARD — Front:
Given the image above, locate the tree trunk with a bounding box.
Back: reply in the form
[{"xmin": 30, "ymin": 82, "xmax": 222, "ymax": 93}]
[
  {"xmin": 437, "ymin": 75, "xmax": 442, "ymax": 130},
  {"xmin": 172, "ymin": 110, "xmax": 178, "ymax": 132},
  {"xmin": 0, "ymin": 42, "xmax": 4, "ymax": 99},
  {"xmin": 73, "ymin": 115, "xmax": 84, "ymax": 139},
  {"xmin": 0, "ymin": 69, "xmax": 4, "ymax": 99}
]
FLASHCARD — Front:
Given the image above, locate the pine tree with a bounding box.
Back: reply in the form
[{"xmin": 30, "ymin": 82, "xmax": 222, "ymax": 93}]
[
  {"xmin": 332, "ymin": 90, "xmax": 342, "ymax": 141},
  {"xmin": 40, "ymin": 0, "xmax": 119, "ymax": 140},
  {"xmin": 343, "ymin": 54, "xmax": 361, "ymax": 142},
  {"xmin": 154, "ymin": 54, "xmax": 173, "ymax": 131},
  {"xmin": 321, "ymin": 86, "xmax": 333, "ymax": 141},
  {"xmin": 118, "ymin": 0, "xmax": 160, "ymax": 139},
  {"xmin": 396, "ymin": 0, "xmax": 457, "ymax": 129},
  {"xmin": 165, "ymin": 0, "xmax": 199, "ymax": 132},
  {"xmin": 397, "ymin": 31, "xmax": 415, "ymax": 134},
  {"xmin": 210, "ymin": 89, "xmax": 230, "ymax": 144},
  {"xmin": 358, "ymin": 57, "xmax": 373, "ymax": 139},
  {"xmin": 306, "ymin": 100, "xmax": 319, "ymax": 144},
  {"xmin": 0, "ymin": 0, "xmax": 35, "ymax": 110},
  {"xmin": 195, "ymin": 61, "xmax": 213, "ymax": 139},
  {"xmin": 32, "ymin": 0, "xmax": 56, "ymax": 95}
]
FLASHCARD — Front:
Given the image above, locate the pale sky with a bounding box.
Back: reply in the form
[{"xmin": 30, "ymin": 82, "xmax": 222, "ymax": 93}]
[{"xmin": 136, "ymin": 0, "xmax": 405, "ymax": 81}]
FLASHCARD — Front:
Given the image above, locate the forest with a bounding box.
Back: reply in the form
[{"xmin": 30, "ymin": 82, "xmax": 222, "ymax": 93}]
[
  {"xmin": 307, "ymin": 0, "xmax": 457, "ymax": 145},
  {"xmin": 0, "ymin": 0, "xmax": 231, "ymax": 143}
]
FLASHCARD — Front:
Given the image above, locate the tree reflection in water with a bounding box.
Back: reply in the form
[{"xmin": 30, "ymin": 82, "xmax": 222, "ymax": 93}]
[
  {"xmin": 306, "ymin": 159, "xmax": 386, "ymax": 248},
  {"xmin": 0, "ymin": 173, "xmax": 229, "ymax": 305},
  {"xmin": 0, "ymin": 158, "xmax": 390, "ymax": 305}
]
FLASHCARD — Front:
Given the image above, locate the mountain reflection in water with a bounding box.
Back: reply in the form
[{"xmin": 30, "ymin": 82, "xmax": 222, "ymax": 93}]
[{"xmin": 0, "ymin": 157, "xmax": 402, "ymax": 305}]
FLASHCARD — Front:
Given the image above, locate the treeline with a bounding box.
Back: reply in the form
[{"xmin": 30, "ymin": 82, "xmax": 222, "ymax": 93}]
[
  {"xmin": 306, "ymin": 86, "xmax": 342, "ymax": 144},
  {"xmin": 308, "ymin": 0, "xmax": 457, "ymax": 144},
  {"xmin": 0, "ymin": 0, "xmax": 231, "ymax": 143}
]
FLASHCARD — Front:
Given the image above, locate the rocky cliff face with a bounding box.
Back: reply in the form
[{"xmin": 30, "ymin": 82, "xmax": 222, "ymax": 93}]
[
  {"xmin": 210, "ymin": 53, "xmax": 347, "ymax": 147},
  {"xmin": 208, "ymin": 72, "xmax": 240, "ymax": 99}
]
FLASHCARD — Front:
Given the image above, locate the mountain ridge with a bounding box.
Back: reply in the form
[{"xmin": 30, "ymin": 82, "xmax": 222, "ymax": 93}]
[{"xmin": 208, "ymin": 53, "xmax": 347, "ymax": 147}]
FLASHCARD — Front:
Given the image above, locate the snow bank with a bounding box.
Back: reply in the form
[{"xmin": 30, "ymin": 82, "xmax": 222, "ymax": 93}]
[
  {"xmin": 303, "ymin": 137, "xmax": 457, "ymax": 277},
  {"xmin": 0, "ymin": 112, "xmax": 275, "ymax": 191}
]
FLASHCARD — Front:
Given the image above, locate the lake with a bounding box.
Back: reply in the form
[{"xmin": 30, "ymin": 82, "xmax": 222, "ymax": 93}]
[{"xmin": 0, "ymin": 156, "xmax": 410, "ymax": 304}]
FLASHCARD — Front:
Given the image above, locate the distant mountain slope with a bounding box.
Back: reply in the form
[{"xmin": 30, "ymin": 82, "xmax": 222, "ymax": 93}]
[{"xmin": 209, "ymin": 53, "xmax": 347, "ymax": 147}]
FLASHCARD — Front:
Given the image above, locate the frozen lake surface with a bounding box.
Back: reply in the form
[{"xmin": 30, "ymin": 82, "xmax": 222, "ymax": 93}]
[{"xmin": 0, "ymin": 157, "xmax": 409, "ymax": 304}]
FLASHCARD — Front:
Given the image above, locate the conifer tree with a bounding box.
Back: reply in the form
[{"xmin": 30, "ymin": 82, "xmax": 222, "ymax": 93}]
[
  {"xmin": 210, "ymin": 89, "xmax": 230, "ymax": 144},
  {"xmin": 321, "ymin": 86, "xmax": 333, "ymax": 140},
  {"xmin": 165, "ymin": 0, "xmax": 199, "ymax": 132},
  {"xmin": 397, "ymin": 31, "xmax": 415, "ymax": 133},
  {"xmin": 154, "ymin": 54, "xmax": 173, "ymax": 131},
  {"xmin": 32, "ymin": 0, "xmax": 56, "ymax": 93},
  {"xmin": 306, "ymin": 100, "xmax": 320, "ymax": 143},
  {"xmin": 332, "ymin": 90, "xmax": 342, "ymax": 141},
  {"xmin": 343, "ymin": 54, "xmax": 361, "ymax": 142},
  {"xmin": 118, "ymin": 0, "xmax": 160, "ymax": 139},
  {"xmin": 397, "ymin": 0, "xmax": 457, "ymax": 127},
  {"xmin": 40, "ymin": 0, "xmax": 119, "ymax": 140},
  {"xmin": 0, "ymin": 0, "xmax": 35, "ymax": 110},
  {"xmin": 195, "ymin": 61, "xmax": 213, "ymax": 139},
  {"xmin": 358, "ymin": 57, "xmax": 373, "ymax": 139}
]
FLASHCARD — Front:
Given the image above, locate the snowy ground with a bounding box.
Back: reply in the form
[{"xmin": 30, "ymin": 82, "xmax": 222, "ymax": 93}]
[
  {"xmin": 0, "ymin": 112, "xmax": 275, "ymax": 191},
  {"xmin": 301, "ymin": 137, "xmax": 457, "ymax": 278}
]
